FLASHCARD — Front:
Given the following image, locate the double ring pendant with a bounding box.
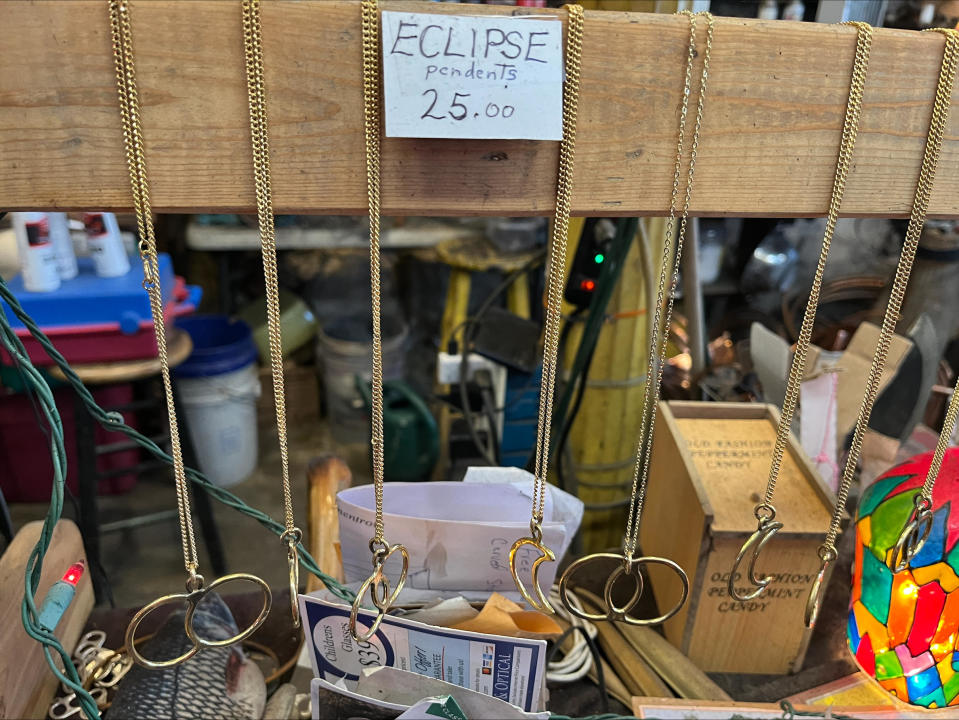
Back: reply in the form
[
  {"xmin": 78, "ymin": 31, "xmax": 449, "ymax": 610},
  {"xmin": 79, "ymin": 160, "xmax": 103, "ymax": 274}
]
[
  {"xmin": 125, "ymin": 572, "xmax": 272, "ymax": 669},
  {"xmin": 559, "ymin": 552, "xmax": 689, "ymax": 625}
]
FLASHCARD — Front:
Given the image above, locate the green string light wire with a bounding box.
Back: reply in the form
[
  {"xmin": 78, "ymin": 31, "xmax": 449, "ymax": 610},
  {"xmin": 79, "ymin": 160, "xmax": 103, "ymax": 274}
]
[
  {"xmin": 0, "ymin": 272, "xmax": 353, "ymax": 720},
  {"xmin": 0, "ymin": 297, "xmax": 102, "ymax": 719}
]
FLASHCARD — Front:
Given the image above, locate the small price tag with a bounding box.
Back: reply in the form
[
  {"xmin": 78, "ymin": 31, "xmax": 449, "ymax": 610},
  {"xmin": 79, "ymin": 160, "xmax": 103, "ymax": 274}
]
[{"xmin": 382, "ymin": 11, "xmax": 563, "ymax": 141}]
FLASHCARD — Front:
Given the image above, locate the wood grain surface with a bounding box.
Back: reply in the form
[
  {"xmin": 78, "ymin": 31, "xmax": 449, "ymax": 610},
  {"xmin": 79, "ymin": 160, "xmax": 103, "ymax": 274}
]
[
  {"xmin": 2, "ymin": 2, "xmax": 959, "ymax": 217},
  {"xmin": 0, "ymin": 521, "xmax": 93, "ymax": 720}
]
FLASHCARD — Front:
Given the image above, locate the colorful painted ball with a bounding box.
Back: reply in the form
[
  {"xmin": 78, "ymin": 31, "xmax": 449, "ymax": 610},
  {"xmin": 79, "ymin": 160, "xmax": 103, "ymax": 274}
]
[{"xmin": 848, "ymin": 448, "xmax": 959, "ymax": 708}]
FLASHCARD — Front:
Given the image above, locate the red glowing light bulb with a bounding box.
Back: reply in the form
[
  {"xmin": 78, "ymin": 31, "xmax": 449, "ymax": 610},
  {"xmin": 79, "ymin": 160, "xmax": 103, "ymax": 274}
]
[
  {"xmin": 580, "ymin": 279, "xmax": 596, "ymax": 292},
  {"xmin": 62, "ymin": 561, "xmax": 85, "ymax": 587}
]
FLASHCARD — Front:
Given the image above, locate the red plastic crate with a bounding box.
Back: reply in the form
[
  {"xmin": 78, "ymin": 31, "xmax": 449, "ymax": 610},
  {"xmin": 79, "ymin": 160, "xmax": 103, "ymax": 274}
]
[{"xmin": 0, "ymin": 384, "xmax": 139, "ymax": 503}]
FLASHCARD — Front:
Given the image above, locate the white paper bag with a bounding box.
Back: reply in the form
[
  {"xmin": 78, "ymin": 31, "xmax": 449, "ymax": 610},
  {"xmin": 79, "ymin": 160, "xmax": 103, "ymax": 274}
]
[{"xmin": 337, "ymin": 468, "xmax": 583, "ymax": 595}]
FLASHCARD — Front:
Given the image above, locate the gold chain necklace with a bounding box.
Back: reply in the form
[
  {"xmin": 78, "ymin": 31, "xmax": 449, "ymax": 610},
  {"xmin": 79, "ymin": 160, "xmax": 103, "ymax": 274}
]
[
  {"xmin": 805, "ymin": 27, "xmax": 959, "ymax": 629},
  {"xmin": 507, "ymin": 3, "xmax": 584, "ymax": 616},
  {"xmin": 880, "ymin": 27, "xmax": 959, "ymax": 576},
  {"xmin": 109, "ymin": 0, "xmax": 271, "ymax": 669},
  {"xmin": 558, "ymin": 10, "xmax": 713, "ymax": 625},
  {"xmin": 727, "ymin": 21, "xmax": 874, "ymax": 603},
  {"xmin": 241, "ymin": 0, "xmax": 303, "ymax": 629},
  {"xmin": 349, "ymin": 0, "xmax": 411, "ymax": 643}
]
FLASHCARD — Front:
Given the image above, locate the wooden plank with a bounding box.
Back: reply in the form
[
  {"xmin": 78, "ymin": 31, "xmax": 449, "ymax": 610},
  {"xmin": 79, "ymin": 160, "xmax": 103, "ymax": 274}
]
[
  {"xmin": 306, "ymin": 455, "xmax": 351, "ymax": 592},
  {"xmin": 2, "ymin": 2, "xmax": 959, "ymax": 217},
  {"xmin": 0, "ymin": 520, "xmax": 94, "ymax": 720},
  {"xmin": 574, "ymin": 590, "xmax": 675, "ymax": 699}
]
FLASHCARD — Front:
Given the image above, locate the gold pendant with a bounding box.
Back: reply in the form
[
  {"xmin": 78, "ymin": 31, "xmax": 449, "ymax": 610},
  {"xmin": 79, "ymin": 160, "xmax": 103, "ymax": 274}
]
[
  {"xmin": 349, "ymin": 542, "xmax": 409, "ymax": 642},
  {"xmin": 126, "ymin": 572, "xmax": 272, "ymax": 669},
  {"xmin": 728, "ymin": 506, "xmax": 782, "ymax": 601},
  {"xmin": 281, "ymin": 528, "xmax": 302, "ymax": 629},
  {"xmin": 509, "ymin": 523, "xmax": 557, "ymax": 614},
  {"xmin": 559, "ymin": 552, "xmax": 688, "ymax": 625},
  {"xmin": 803, "ymin": 546, "xmax": 837, "ymax": 629},
  {"xmin": 889, "ymin": 497, "xmax": 933, "ymax": 573}
]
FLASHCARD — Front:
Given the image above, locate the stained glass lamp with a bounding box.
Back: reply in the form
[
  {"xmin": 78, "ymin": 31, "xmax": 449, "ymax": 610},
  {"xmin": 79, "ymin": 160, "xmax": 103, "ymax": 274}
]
[{"xmin": 848, "ymin": 448, "xmax": 959, "ymax": 708}]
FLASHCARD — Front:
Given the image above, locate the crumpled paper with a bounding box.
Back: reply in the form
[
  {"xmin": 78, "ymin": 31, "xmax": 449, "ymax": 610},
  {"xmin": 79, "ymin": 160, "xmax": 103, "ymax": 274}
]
[{"xmin": 452, "ymin": 593, "xmax": 562, "ymax": 640}]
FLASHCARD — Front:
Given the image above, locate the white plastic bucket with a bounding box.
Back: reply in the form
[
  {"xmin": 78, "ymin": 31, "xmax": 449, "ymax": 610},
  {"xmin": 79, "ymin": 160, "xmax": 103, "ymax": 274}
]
[
  {"xmin": 174, "ymin": 315, "xmax": 261, "ymax": 488},
  {"xmin": 176, "ymin": 363, "xmax": 261, "ymax": 487}
]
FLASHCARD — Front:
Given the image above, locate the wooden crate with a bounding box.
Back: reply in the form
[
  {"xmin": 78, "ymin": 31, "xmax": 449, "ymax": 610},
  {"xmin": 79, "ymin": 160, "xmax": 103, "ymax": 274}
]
[{"xmin": 639, "ymin": 401, "xmax": 838, "ymax": 675}]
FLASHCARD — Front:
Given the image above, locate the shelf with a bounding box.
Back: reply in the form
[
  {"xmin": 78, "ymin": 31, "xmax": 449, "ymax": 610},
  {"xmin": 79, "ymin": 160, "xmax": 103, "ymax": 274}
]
[
  {"xmin": 185, "ymin": 219, "xmax": 483, "ymax": 251},
  {"xmin": 2, "ymin": 2, "xmax": 959, "ymax": 217}
]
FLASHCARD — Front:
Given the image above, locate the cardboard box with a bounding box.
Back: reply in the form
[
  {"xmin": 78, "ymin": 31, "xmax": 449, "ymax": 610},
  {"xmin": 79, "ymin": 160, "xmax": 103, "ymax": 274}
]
[
  {"xmin": 804, "ymin": 321, "xmax": 913, "ymax": 449},
  {"xmin": 640, "ymin": 401, "xmax": 838, "ymax": 674}
]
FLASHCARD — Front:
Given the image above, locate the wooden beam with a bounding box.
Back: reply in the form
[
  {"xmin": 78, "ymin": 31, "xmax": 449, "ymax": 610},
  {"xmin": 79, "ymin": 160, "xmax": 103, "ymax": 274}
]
[{"xmin": 1, "ymin": 1, "xmax": 958, "ymax": 217}]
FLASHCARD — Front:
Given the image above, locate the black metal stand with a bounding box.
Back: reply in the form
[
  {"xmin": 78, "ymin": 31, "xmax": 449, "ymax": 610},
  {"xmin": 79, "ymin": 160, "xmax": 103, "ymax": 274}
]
[
  {"xmin": 74, "ymin": 391, "xmax": 111, "ymax": 605},
  {"xmin": 73, "ymin": 379, "xmax": 228, "ymax": 604}
]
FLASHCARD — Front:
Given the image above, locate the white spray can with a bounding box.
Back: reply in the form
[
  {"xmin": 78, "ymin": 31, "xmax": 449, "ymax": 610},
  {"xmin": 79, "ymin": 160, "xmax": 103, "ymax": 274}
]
[
  {"xmin": 12, "ymin": 212, "xmax": 61, "ymax": 292},
  {"xmin": 46, "ymin": 212, "xmax": 78, "ymax": 280},
  {"xmin": 83, "ymin": 212, "xmax": 131, "ymax": 278}
]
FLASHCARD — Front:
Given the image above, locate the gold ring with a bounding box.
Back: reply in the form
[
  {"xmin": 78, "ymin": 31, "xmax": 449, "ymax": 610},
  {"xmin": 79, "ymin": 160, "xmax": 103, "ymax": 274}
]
[
  {"xmin": 602, "ymin": 562, "xmax": 645, "ymax": 621},
  {"xmin": 509, "ymin": 536, "xmax": 556, "ymax": 614},
  {"xmin": 125, "ymin": 592, "xmax": 201, "ymax": 669},
  {"xmin": 559, "ymin": 553, "xmax": 636, "ymax": 622},
  {"xmin": 186, "ymin": 573, "xmax": 272, "ymax": 649},
  {"xmin": 350, "ymin": 572, "xmax": 391, "ymax": 642}
]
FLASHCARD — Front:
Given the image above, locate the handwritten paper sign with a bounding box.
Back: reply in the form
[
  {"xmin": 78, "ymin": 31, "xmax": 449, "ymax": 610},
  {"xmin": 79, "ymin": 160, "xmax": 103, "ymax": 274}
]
[{"xmin": 382, "ymin": 12, "xmax": 563, "ymax": 140}]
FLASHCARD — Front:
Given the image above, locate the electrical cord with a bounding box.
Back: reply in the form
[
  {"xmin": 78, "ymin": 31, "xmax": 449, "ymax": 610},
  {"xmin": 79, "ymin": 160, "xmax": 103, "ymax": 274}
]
[
  {"xmin": 547, "ymin": 218, "xmax": 638, "ymax": 489},
  {"xmin": 479, "ymin": 376, "xmax": 500, "ymax": 463},
  {"xmin": 548, "ymin": 624, "xmax": 608, "ymax": 714},
  {"xmin": 547, "ymin": 586, "xmax": 598, "ymax": 685},
  {"xmin": 447, "ymin": 315, "xmax": 496, "ymax": 464},
  {"xmin": 0, "ymin": 299, "xmax": 101, "ymax": 720},
  {"xmin": 453, "ymin": 250, "xmax": 546, "ymax": 465},
  {"xmin": 556, "ymin": 335, "xmax": 598, "ymax": 491},
  {"xmin": 526, "ymin": 306, "xmax": 585, "ymax": 476},
  {"xmin": 457, "ymin": 320, "xmax": 499, "ymax": 466},
  {"xmin": 12, "ymin": 360, "xmax": 99, "ymax": 596}
]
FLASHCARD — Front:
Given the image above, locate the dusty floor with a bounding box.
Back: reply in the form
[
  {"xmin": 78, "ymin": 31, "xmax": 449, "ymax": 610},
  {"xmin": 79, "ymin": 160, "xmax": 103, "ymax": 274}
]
[{"xmin": 10, "ymin": 415, "xmax": 371, "ymax": 609}]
